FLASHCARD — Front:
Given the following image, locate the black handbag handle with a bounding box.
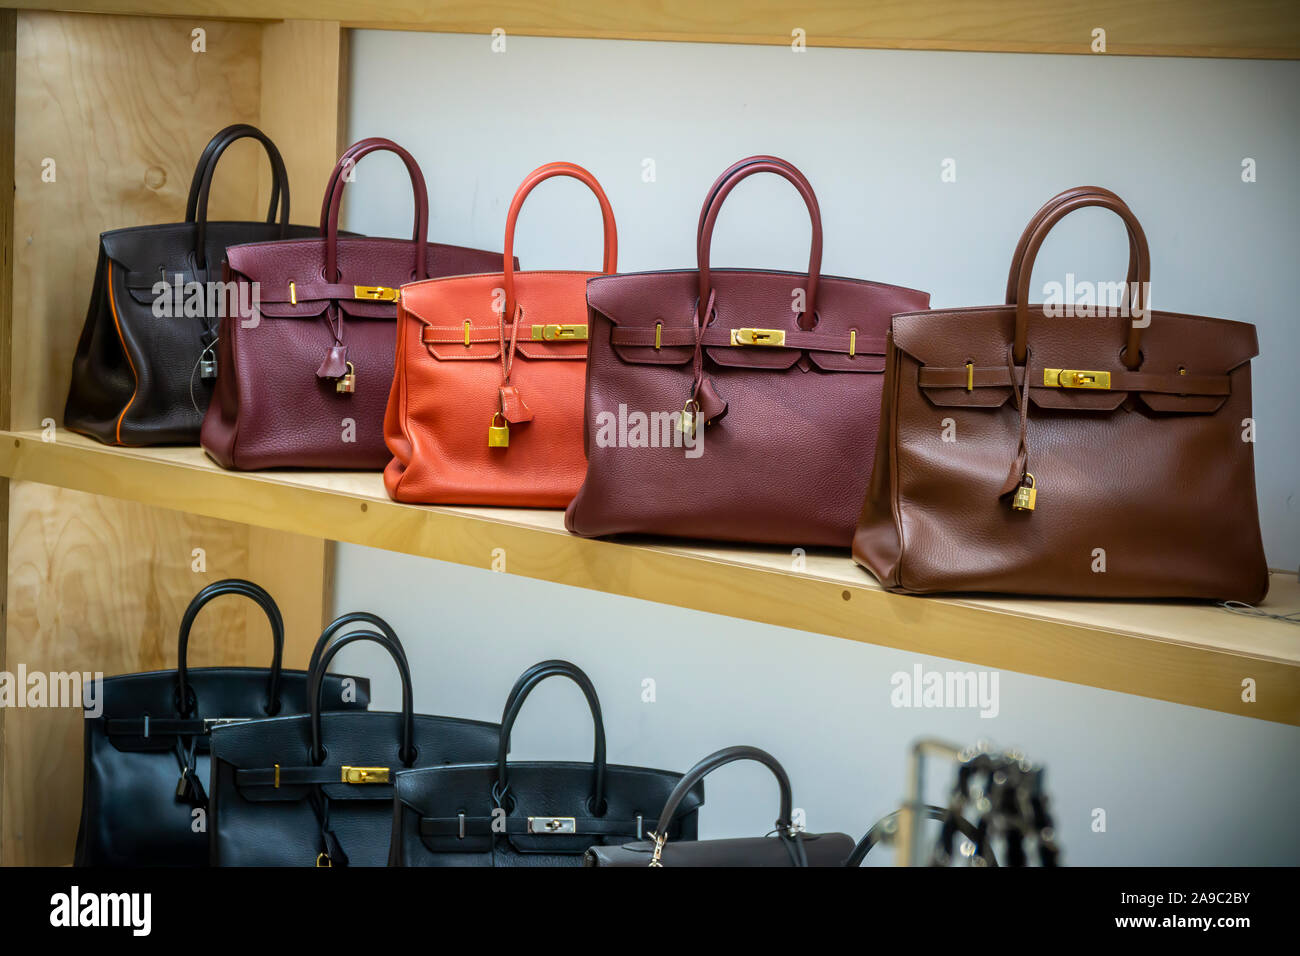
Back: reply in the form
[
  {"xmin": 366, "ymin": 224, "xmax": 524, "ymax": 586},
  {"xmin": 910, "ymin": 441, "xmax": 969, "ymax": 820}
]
[
  {"xmin": 844, "ymin": 805, "xmax": 995, "ymax": 867},
  {"xmin": 310, "ymin": 629, "xmax": 415, "ymax": 766},
  {"xmin": 174, "ymin": 578, "xmax": 284, "ymax": 717},
  {"xmin": 185, "ymin": 125, "xmax": 282, "ymax": 226},
  {"xmin": 653, "ymin": 745, "xmax": 794, "ymax": 849},
  {"xmin": 495, "ymin": 660, "xmax": 606, "ymax": 813},
  {"xmin": 308, "ymin": 611, "xmax": 408, "ymax": 675},
  {"xmin": 192, "ymin": 125, "xmax": 292, "ymax": 270}
]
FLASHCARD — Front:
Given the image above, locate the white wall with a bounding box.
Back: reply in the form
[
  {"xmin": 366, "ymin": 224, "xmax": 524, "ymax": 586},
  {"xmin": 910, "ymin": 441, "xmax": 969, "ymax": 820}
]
[{"xmin": 331, "ymin": 31, "xmax": 1300, "ymax": 864}]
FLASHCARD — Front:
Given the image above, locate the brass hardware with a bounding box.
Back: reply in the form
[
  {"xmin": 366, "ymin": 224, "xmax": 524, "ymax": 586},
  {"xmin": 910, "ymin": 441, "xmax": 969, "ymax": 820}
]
[
  {"xmin": 335, "ymin": 361, "xmax": 356, "ymax": 394},
  {"xmin": 1043, "ymin": 368, "xmax": 1111, "ymax": 389},
  {"xmin": 316, "ymin": 853, "xmax": 332, "ymax": 867},
  {"xmin": 654, "ymin": 322, "xmax": 662, "ymax": 350},
  {"xmin": 1012, "ymin": 473, "xmax": 1037, "ymax": 512},
  {"xmin": 849, "ymin": 330, "xmax": 856, "ymax": 358},
  {"xmin": 289, "ymin": 281, "xmax": 297, "ymax": 306},
  {"xmin": 353, "ymin": 285, "xmax": 400, "ymax": 302},
  {"xmin": 530, "ymin": 323, "xmax": 588, "ymax": 342},
  {"xmin": 648, "ymin": 830, "xmax": 667, "ymax": 867},
  {"xmin": 965, "ymin": 361, "xmax": 974, "ymax": 392},
  {"xmin": 274, "ymin": 764, "xmax": 280, "ymax": 789},
  {"xmin": 340, "ymin": 765, "xmax": 390, "ymax": 784},
  {"xmin": 1178, "ymin": 366, "xmax": 1186, "ymax": 375},
  {"xmin": 464, "ymin": 320, "xmax": 472, "ymax": 348},
  {"xmin": 678, "ymin": 399, "xmax": 700, "ymax": 435},
  {"xmin": 730, "ymin": 327, "xmax": 786, "ymax": 347},
  {"xmin": 488, "ymin": 412, "xmax": 510, "ymax": 448},
  {"xmin": 526, "ymin": 816, "xmax": 577, "ymax": 835}
]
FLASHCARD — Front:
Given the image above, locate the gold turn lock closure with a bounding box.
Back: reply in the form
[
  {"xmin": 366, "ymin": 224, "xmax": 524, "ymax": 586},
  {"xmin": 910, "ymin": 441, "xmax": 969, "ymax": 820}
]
[
  {"xmin": 1044, "ymin": 368, "xmax": 1111, "ymax": 389},
  {"xmin": 730, "ymin": 328, "xmax": 786, "ymax": 347},
  {"xmin": 1012, "ymin": 473, "xmax": 1038, "ymax": 512},
  {"xmin": 530, "ymin": 323, "xmax": 588, "ymax": 341},
  {"xmin": 353, "ymin": 285, "xmax": 400, "ymax": 302},
  {"xmin": 527, "ymin": 816, "xmax": 577, "ymax": 834},
  {"xmin": 488, "ymin": 412, "xmax": 510, "ymax": 448},
  {"xmin": 340, "ymin": 765, "xmax": 389, "ymax": 784}
]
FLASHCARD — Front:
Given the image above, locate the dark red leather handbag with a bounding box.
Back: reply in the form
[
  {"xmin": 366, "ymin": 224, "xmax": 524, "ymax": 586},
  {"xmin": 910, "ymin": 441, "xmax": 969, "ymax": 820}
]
[
  {"xmin": 201, "ymin": 138, "xmax": 507, "ymax": 469},
  {"xmin": 565, "ymin": 156, "xmax": 930, "ymax": 546}
]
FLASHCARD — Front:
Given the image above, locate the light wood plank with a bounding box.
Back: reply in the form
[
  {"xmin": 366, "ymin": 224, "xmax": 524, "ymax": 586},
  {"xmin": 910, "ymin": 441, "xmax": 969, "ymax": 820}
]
[
  {"xmin": 12, "ymin": 0, "xmax": 1300, "ymax": 58},
  {"xmin": 3, "ymin": 430, "xmax": 1296, "ymax": 726}
]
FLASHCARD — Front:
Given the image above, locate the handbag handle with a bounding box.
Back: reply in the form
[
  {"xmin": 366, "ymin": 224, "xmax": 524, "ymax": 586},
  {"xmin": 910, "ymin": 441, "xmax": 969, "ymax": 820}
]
[
  {"xmin": 695, "ymin": 154, "xmax": 796, "ymax": 264},
  {"xmin": 1010, "ymin": 191, "xmax": 1151, "ymax": 368},
  {"xmin": 652, "ymin": 745, "xmax": 793, "ymax": 843},
  {"xmin": 308, "ymin": 610, "xmax": 408, "ymax": 675},
  {"xmin": 321, "ymin": 138, "xmax": 430, "ymax": 283},
  {"xmin": 317, "ymin": 138, "xmax": 420, "ymax": 243},
  {"xmin": 191, "ymin": 127, "xmax": 292, "ymax": 270},
  {"xmin": 309, "ymin": 629, "xmax": 415, "ymax": 766},
  {"xmin": 1003, "ymin": 186, "xmax": 1138, "ymax": 304},
  {"xmin": 174, "ymin": 578, "xmax": 284, "ymax": 717},
  {"xmin": 843, "ymin": 805, "xmax": 994, "ymax": 867},
  {"xmin": 494, "ymin": 660, "xmax": 606, "ymax": 813},
  {"xmin": 500, "ymin": 162, "xmax": 618, "ymax": 321},
  {"xmin": 185, "ymin": 125, "xmax": 283, "ymax": 227},
  {"xmin": 696, "ymin": 157, "xmax": 823, "ymax": 330}
]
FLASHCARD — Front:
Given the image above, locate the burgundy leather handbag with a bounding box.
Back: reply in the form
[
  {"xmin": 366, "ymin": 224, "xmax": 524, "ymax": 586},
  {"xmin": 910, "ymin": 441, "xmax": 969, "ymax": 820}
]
[
  {"xmin": 200, "ymin": 138, "xmax": 506, "ymax": 469},
  {"xmin": 565, "ymin": 156, "xmax": 929, "ymax": 546},
  {"xmin": 853, "ymin": 187, "xmax": 1268, "ymax": 601}
]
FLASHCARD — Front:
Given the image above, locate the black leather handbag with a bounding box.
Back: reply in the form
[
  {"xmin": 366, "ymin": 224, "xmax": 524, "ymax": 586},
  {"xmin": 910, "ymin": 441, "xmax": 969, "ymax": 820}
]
[
  {"xmin": 389, "ymin": 660, "xmax": 701, "ymax": 866},
  {"xmin": 585, "ymin": 746, "xmax": 855, "ymax": 867},
  {"xmin": 64, "ymin": 124, "xmax": 325, "ymax": 445},
  {"xmin": 73, "ymin": 579, "xmax": 369, "ymax": 867},
  {"xmin": 208, "ymin": 624, "xmax": 500, "ymax": 866}
]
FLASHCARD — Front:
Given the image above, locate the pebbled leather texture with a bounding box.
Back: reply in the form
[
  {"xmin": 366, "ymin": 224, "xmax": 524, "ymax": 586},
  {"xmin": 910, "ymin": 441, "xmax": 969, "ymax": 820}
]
[
  {"xmin": 199, "ymin": 138, "xmax": 509, "ymax": 470},
  {"xmin": 565, "ymin": 156, "xmax": 929, "ymax": 547},
  {"xmin": 389, "ymin": 660, "xmax": 698, "ymax": 866},
  {"xmin": 65, "ymin": 125, "xmax": 321, "ymax": 446},
  {"xmin": 584, "ymin": 745, "xmax": 852, "ymax": 867},
  {"xmin": 73, "ymin": 578, "xmax": 370, "ymax": 867},
  {"xmin": 208, "ymin": 627, "xmax": 500, "ymax": 866},
  {"xmin": 853, "ymin": 187, "xmax": 1269, "ymax": 601},
  {"xmin": 384, "ymin": 162, "xmax": 616, "ymax": 506}
]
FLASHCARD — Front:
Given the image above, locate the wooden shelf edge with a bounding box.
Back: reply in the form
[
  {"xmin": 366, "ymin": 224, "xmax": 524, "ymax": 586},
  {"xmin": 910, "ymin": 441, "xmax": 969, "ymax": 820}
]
[{"xmin": 2, "ymin": 429, "xmax": 1297, "ymax": 725}]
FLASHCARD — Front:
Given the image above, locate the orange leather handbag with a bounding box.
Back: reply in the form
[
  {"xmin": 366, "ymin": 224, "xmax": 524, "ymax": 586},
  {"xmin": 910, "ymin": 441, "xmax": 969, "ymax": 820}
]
[{"xmin": 384, "ymin": 162, "xmax": 617, "ymax": 506}]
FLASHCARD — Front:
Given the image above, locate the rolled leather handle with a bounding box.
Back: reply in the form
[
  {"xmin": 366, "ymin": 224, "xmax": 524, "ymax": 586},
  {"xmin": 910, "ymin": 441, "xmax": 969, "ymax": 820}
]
[
  {"xmin": 174, "ymin": 579, "xmax": 284, "ymax": 717},
  {"xmin": 501, "ymin": 162, "xmax": 617, "ymax": 322},
  {"xmin": 1004, "ymin": 186, "xmax": 1139, "ymax": 305},
  {"xmin": 695, "ymin": 154, "xmax": 797, "ymax": 265},
  {"xmin": 495, "ymin": 660, "xmax": 606, "ymax": 813},
  {"xmin": 309, "ymin": 610, "xmax": 408, "ymax": 675},
  {"xmin": 843, "ymin": 805, "xmax": 993, "ymax": 867},
  {"xmin": 310, "ymin": 629, "xmax": 415, "ymax": 766},
  {"xmin": 653, "ymin": 745, "xmax": 793, "ymax": 840},
  {"xmin": 191, "ymin": 127, "xmax": 291, "ymax": 269},
  {"xmin": 317, "ymin": 137, "xmax": 420, "ymax": 243},
  {"xmin": 696, "ymin": 158, "xmax": 823, "ymax": 330},
  {"xmin": 185, "ymin": 124, "xmax": 282, "ymax": 226},
  {"xmin": 321, "ymin": 138, "xmax": 430, "ymax": 283},
  {"xmin": 1012, "ymin": 191, "xmax": 1151, "ymax": 369}
]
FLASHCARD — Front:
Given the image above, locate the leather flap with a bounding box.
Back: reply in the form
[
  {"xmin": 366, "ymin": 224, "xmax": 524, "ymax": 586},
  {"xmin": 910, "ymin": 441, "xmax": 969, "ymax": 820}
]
[
  {"xmin": 808, "ymin": 350, "xmax": 886, "ymax": 373},
  {"xmin": 704, "ymin": 345, "xmax": 801, "ymax": 370}
]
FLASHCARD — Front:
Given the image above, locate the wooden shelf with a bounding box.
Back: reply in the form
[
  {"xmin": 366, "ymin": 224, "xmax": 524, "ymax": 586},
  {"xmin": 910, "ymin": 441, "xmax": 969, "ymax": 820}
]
[
  {"xmin": 16, "ymin": 1, "xmax": 1300, "ymax": 59},
  {"xmin": 4, "ymin": 429, "xmax": 1297, "ymax": 725}
]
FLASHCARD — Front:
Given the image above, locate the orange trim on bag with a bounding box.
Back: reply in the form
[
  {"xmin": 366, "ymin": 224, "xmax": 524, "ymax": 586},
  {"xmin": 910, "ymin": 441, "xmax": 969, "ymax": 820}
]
[{"xmin": 107, "ymin": 261, "xmax": 139, "ymax": 445}]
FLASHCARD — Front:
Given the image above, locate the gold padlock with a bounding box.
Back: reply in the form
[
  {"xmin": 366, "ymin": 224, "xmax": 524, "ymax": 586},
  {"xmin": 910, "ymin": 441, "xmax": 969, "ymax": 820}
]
[
  {"xmin": 335, "ymin": 361, "xmax": 356, "ymax": 394},
  {"xmin": 678, "ymin": 399, "xmax": 700, "ymax": 435},
  {"xmin": 1012, "ymin": 473, "xmax": 1037, "ymax": 511},
  {"xmin": 488, "ymin": 412, "xmax": 509, "ymax": 448}
]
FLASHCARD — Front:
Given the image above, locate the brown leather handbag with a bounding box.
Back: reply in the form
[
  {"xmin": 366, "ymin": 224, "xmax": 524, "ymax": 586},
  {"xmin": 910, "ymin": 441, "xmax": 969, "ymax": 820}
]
[
  {"xmin": 384, "ymin": 162, "xmax": 616, "ymax": 506},
  {"xmin": 565, "ymin": 156, "xmax": 929, "ymax": 546},
  {"xmin": 854, "ymin": 187, "xmax": 1269, "ymax": 601},
  {"xmin": 200, "ymin": 138, "xmax": 506, "ymax": 469}
]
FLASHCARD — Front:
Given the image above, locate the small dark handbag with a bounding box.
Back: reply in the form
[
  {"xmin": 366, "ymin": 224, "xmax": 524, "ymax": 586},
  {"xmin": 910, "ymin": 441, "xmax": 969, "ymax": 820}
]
[
  {"xmin": 73, "ymin": 579, "xmax": 370, "ymax": 867},
  {"xmin": 585, "ymin": 746, "xmax": 854, "ymax": 867},
  {"xmin": 389, "ymin": 660, "xmax": 700, "ymax": 866},
  {"xmin": 65, "ymin": 125, "xmax": 323, "ymax": 445},
  {"xmin": 208, "ymin": 624, "xmax": 500, "ymax": 866}
]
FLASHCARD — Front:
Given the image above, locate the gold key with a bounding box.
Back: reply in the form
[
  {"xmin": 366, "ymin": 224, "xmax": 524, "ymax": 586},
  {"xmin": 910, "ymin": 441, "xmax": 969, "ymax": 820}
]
[
  {"xmin": 488, "ymin": 412, "xmax": 510, "ymax": 448},
  {"xmin": 1012, "ymin": 473, "xmax": 1037, "ymax": 511},
  {"xmin": 335, "ymin": 361, "xmax": 356, "ymax": 394}
]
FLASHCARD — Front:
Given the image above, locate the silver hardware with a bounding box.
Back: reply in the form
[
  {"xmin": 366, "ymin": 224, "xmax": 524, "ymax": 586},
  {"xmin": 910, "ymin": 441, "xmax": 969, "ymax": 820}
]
[
  {"xmin": 458, "ymin": 812, "xmax": 466, "ymax": 840},
  {"xmin": 526, "ymin": 816, "xmax": 576, "ymax": 834}
]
